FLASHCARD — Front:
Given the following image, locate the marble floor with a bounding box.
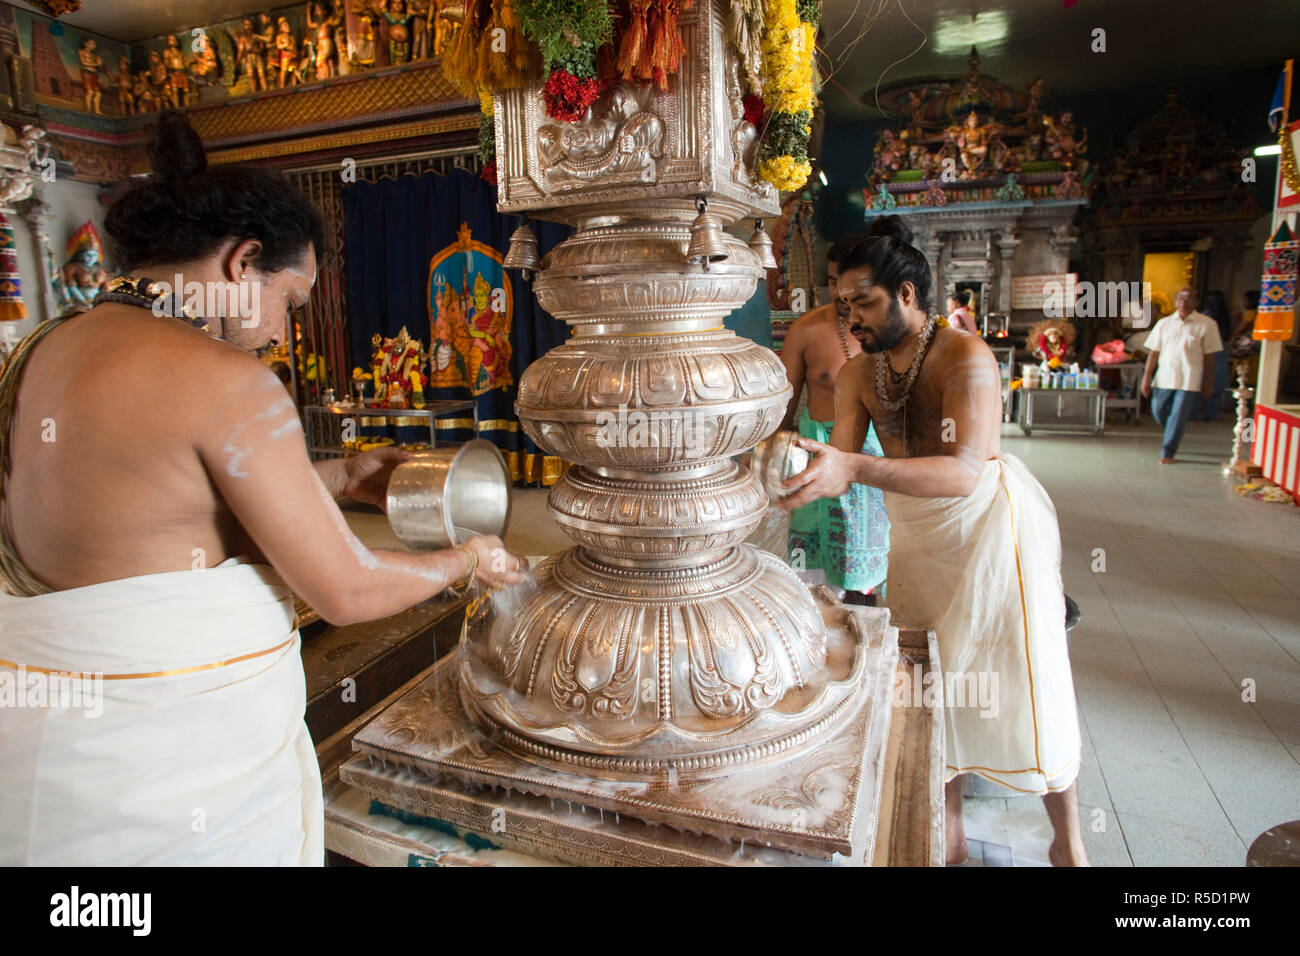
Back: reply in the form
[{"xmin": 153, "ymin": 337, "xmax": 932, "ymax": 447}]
[{"xmin": 348, "ymin": 413, "xmax": 1300, "ymax": 866}]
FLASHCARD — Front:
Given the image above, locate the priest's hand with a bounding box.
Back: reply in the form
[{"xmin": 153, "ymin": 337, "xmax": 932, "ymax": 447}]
[
  {"xmin": 342, "ymin": 446, "xmax": 413, "ymax": 511},
  {"xmin": 462, "ymin": 534, "xmax": 531, "ymax": 588},
  {"xmin": 776, "ymin": 437, "xmax": 855, "ymax": 512}
]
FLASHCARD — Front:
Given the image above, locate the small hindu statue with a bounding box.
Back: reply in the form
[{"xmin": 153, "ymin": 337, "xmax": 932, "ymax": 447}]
[
  {"xmin": 77, "ymin": 38, "xmax": 103, "ymax": 114},
  {"xmin": 230, "ymin": 16, "xmax": 268, "ymax": 92},
  {"xmin": 191, "ymin": 43, "xmax": 221, "ymax": 88},
  {"xmin": 1026, "ymin": 76, "xmax": 1046, "ymax": 115},
  {"xmin": 410, "ymin": 0, "xmax": 431, "ymax": 59},
  {"xmin": 295, "ymin": 38, "xmax": 315, "ymax": 84},
  {"xmin": 1043, "ymin": 111, "xmax": 1086, "ymax": 169},
  {"xmin": 273, "ymin": 16, "xmax": 299, "ymax": 87},
  {"xmin": 370, "ymin": 327, "xmax": 428, "ymax": 409},
  {"xmin": 352, "ymin": 14, "xmax": 377, "ymax": 69},
  {"xmin": 384, "ymin": 0, "xmax": 414, "ymax": 65},
  {"xmin": 253, "ymin": 12, "xmax": 276, "ymax": 79},
  {"xmin": 147, "ymin": 49, "xmax": 170, "ymax": 106},
  {"xmin": 133, "ymin": 70, "xmax": 158, "ymax": 113},
  {"xmin": 953, "ymin": 109, "xmax": 994, "ymax": 178},
  {"xmin": 114, "ymin": 56, "xmax": 134, "ymax": 115},
  {"xmin": 60, "ymin": 223, "xmax": 111, "ymax": 312},
  {"xmin": 163, "ymin": 35, "xmax": 190, "ymax": 107},
  {"xmin": 306, "ymin": 1, "xmax": 341, "ymax": 79},
  {"xmin": 872, "ymin": 128, "xmax": 904, "ymax": 182},
  {"xmin": 1028, "ymin": 319, "xmax": 1076, "ymax": 366}
]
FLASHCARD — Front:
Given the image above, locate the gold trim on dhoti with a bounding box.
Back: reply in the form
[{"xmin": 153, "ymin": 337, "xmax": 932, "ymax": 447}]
[{"xmin": 0, "ymin": 636, "xmax": 297, "ymax": 681}]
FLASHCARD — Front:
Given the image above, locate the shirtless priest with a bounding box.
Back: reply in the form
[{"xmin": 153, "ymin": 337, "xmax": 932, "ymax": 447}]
[
  {"xmin": 778, "ymin": 233, "xmax": 1089, "ymax": 867},
  {"xmin": 0, "ymin": 112, "xmax": 529, "ymax": 866},
  {"xmin": 779, "ymin": 233, "xmax": 890, "ymax": 604}
]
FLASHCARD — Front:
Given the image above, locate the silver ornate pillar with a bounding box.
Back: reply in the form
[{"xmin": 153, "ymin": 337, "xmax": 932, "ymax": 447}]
[
  {"xmin": 341, "ymin": 2, "xmax": 899, "ymax": 864},
  {"xmin": 459, "ymin": 1, "xmax": 870, "ymax": 777}
]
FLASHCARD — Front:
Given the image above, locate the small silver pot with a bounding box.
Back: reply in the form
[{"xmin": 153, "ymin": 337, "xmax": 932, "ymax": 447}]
[
  {"xmin": 749, "ymin": 429, "xmax": 810, "ymax": 500},
  {"xmin": 386, "ymin": 440, "xmax": 512, "ymax": 549}
]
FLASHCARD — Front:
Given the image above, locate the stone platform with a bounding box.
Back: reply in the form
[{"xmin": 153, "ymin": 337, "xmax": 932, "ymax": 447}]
[{"xmin": 338, "ymin": 601, "xmax": 902, "ymax": 866}]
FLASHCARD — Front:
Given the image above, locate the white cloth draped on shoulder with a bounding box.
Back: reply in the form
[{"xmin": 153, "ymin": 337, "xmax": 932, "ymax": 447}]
[
  {"xmin": 0, "ymin": 557, "xmax": 323, "ymax": 865},
  {"xmin": 884, "ymin": 454, "xmax": 1081, "ymax": 795}
]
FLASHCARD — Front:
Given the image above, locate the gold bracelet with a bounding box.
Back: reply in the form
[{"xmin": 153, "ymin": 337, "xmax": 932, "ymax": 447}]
[{"xmin": 449, "ymin": 543, "xmax": 478, "ymax": 595}]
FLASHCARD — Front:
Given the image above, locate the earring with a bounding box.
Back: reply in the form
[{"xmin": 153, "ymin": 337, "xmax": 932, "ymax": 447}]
[{"xmin": 239, "ymin": 272, "xmax": 246, "ymax": 280}]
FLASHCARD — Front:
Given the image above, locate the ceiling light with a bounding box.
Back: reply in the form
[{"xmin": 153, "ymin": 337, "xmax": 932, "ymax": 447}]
[
  {"xmin": 933, "ymin": 10, "xmax": 1011, "ymax": 55},
  {"xmin": 818, "ymin": 169, "xmax": 828, "ymax": 186},
  {"xmin": 1254, "ymin": 144, "xmax": 1281, "ymax": 157}
]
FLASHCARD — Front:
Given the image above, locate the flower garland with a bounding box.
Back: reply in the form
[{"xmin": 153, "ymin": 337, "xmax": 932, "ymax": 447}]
[
  {"xmin": 514, "ymin": 0, "xmax": 614, "ymax": 121},
  {"xmin": 478, "ymin": 91, "xmax": 498, "ymax": 184},
  {"xmin": 757, "ymin": 0, "xmax": 817, "ymax": 192}
]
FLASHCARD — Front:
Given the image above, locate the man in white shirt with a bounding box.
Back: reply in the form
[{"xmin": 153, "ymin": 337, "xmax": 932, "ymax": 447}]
[{"xmin": 1140, "ymin": 287, "xmax": 1223, "ymax": 463}]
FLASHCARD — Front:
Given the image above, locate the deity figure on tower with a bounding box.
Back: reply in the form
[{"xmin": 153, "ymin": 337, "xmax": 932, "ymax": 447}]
[
  {"xmin": 272, "ymin": 17, "xmax": 299, "ymax": 87},
  {"xmin": 114, "ymin": 56, "xmax": 134, "ymax": 115},
  {"xmin": 163, "ymin": 35, "xmax": 191, "ymax": 107},
  {"xmin": 230, "ymin": 16, "xmax": 269, "ymax": 92},
  {"xmin": 384, "ymin": 0, "xmax": 414, "ymax": 65},
  {"xmin": 306, "ymin": 1, "xmax": 342, "ymax": 79},
  {"xmin": 77, "ymin": 38, "xmax": 103, "ymax": 114}
]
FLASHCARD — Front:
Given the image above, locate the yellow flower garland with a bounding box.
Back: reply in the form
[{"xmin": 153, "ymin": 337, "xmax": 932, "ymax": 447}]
[
  {"xmin": 758, "ymin": 156, "xmax": 813, "ymax": 193},
  {"xmin": 759, "ymin": 0, "xmax": 816, "ymax": 192}
]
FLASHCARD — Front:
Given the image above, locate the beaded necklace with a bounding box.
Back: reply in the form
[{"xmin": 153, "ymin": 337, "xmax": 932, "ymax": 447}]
[{"xmin": 93, "ymin": 275, "xmax": 215, "ymax": 337}]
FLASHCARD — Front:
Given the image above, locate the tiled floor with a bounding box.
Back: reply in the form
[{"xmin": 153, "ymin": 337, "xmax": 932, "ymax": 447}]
[{"xmin": 349, "ymin": 412, "xmax": 1300, "ymax": 866}]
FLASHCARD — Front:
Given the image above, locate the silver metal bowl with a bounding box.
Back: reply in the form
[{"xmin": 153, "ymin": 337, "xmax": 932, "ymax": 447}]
[
  {"xmin": 749, "ymin": 429, "xmax": 810, "ymax": 500},
  {"xmin": 386, "ymin": 440, "xmax": 512, "ymax": 549}
]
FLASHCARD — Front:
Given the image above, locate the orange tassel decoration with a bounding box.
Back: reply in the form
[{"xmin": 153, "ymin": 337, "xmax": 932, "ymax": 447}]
[
  {"xmin": 492, "ymin": 0, "xmax": 540, "ymax": 87},
  {"xmin": 618, "ymin": 0, "xmax": 652, "ymax": 82},
  {"xmin": 444, "ymin": 0, "xmax": 492, "ymax": 94},
  {"xmin": 646, "ymin": 0, "xmax": 689, "ymax": 90},
  {"xmin": 477, "ymin": 0, "xmax": 537, "ymax": 87}
]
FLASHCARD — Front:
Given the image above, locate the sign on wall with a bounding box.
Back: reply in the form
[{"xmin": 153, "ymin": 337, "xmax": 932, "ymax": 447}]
[{"xmin": 1011, "ymin": 273, "xmax": 1078, "ymax": 311}]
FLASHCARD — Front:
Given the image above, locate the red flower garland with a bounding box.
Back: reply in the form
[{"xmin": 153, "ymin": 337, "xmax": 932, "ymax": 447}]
[
  {"xmin": 743, "ymin": 93, "xmax": 765, "ymax": 128},
  {"xmin": 481, "ymin": 159, "xmax": 498, "ymax": 185},
  {"xmin": 542, "ymin": 69, "xmax": 607, "ymax": 122}
]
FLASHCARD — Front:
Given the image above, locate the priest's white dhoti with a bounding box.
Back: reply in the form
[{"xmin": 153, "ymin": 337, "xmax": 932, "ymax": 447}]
[
  {"xmin": 0, "ymin": 558, "xmax": 323, "ymax": 865},
  {"xmin": 884, "ymin": 454, "xmax": 1081, "ymax": 794}
]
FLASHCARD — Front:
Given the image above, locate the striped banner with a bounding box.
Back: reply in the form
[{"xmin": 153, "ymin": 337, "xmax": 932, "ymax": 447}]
[
  {"xmin": 0, "ymin": 210, "xmax": 27, "ymax": 322},
  {"xmin": 1253, "ymin": 404, "xmax": 1300, "ymax": 504}
]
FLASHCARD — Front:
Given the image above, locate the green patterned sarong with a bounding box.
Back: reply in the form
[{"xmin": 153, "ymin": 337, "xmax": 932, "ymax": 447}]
[{"xmin": 788, "ymin": 409, "xmax": 890, "ymax": 592}]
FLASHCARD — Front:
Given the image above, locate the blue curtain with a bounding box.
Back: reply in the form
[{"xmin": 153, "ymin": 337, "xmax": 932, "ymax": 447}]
[{"xmin": 342, "ymin": 168, "xmax": 571, "ymax": 483}]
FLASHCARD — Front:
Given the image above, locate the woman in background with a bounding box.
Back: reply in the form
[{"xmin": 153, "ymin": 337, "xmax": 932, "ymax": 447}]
[{"xmin": 945, "ymin": 289, "xmax": 978, "ymax": 334}]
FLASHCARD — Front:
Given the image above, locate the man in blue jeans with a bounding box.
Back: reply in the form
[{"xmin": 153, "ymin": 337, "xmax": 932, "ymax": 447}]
[{"xmin": 1140, "ymin": 287, "xmax": 1223, "ymax": 463}]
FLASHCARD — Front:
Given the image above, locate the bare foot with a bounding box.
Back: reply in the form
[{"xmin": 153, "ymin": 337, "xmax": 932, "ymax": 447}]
[
  {"xmin": 1049, "ymin": 839, "xmax": 1091, "ymax": 867},
  {"xmin": 1044, "ymin": 781, "xmax": 1089, "ymax": 866},
  {"xmin": 1160, "ymin": 457, "xmax": 1175, "ymax": 464},
  {"xmin": 945, "ymin": 775, "xmax": 968, "ymax": 865},
  {"xmin": 947, "ymin": 833, "xmax": 970, "ymax": 865}
]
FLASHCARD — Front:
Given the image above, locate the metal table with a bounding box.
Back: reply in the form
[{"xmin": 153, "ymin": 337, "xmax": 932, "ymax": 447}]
[
  {"xmin": 1096, "ymin": 361, "xmax": 1144, "ymax": 424},
  {"xmin": 303, "ymin": 400, "xmax": 478, "ymax": 460},
  {"xmin": 1018, "ymin": 387, "xmax": 1106, "ymax": 437}
]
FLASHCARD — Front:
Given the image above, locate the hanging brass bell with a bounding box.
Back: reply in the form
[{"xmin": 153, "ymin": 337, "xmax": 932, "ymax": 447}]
[
  {"xmin": 685, "ymin": 197, "xmax": 729, "ymax": 272},
  {"xmin": 503, "ymin": 219, "xmax": 540, "ymax": 278},
  {"xmin": 748, "ymin": 217, "xmax": 777, "ymax": 269}
]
